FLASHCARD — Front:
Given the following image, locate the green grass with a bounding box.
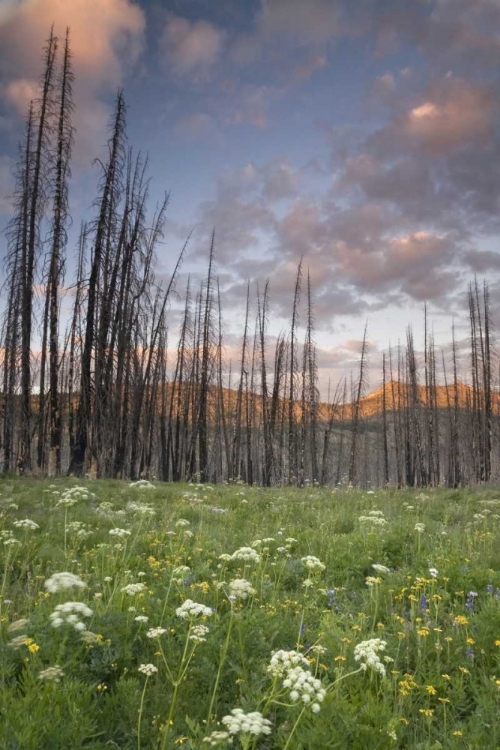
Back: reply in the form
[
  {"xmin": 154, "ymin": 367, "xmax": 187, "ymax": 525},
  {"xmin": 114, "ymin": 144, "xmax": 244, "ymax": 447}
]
[{"xmin": 1, "ymin": 479, "xmax": 500, "ymax": 749}]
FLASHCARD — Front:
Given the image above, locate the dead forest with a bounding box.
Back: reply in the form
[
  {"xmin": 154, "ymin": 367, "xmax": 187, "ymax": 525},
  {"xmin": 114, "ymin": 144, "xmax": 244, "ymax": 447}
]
[{"xmin": 1, "ymin": 31, "xmax": 498, "ymax": 487}]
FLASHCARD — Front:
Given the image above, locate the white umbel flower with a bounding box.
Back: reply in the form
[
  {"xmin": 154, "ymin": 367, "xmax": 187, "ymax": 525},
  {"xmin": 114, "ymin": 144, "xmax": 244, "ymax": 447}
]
[
  {"xmin": 13, "ymin": 519, "xmax": 39, "ymax": 530},
  {"xmin": 121, "ymin": 582, "xmax": 146, "ymax": 596},
  {"xmin": 39, "ymin": 665, "xmax": 65, "ymax": 682},
  {"xmin": 176, "ymin": 599, "xmax": 214, "ymax": 619},
  {"xmin": 353, "ymin": 638, "xmax": 388, "ymax": 676},
  {"xmin": 129, "ymin": 480, "xmax": 155, "ymax": 491},
  {"xmin": 222, "ymin": 708, "xmax": 272, "ymax": 737},
  {"xmin": 189, "ymin": 624, "xmax": 210, "ymax": 642},
  {"xmin": 301, "ymin": 555, "xmax": 325, "ymax": 572},
  {"xmin": 230, "ymin": 546, "xmax": 261, "ymax": 564},
  {"xmin": 228, "ymin": 578, "xmax": 255, "ymax": 600},
  {"xmin": 109, "ymin": 528, "xmax": 131, "ymax": 538},
  {"xmin": 267, "ymin": 649, "xmax": 309, "ymax": 677},
  {"xmin": 146, "ymin": 627, "xmax": 167, "ymax": 638},
  {"xmin": 282, "ymin": 665, "xmax": 326, "ymax": 708},
  {"xmin": 45, "ymin": 572, "xmax": 87, "ymax": 594},
  {"xmin": 49, "ymin": 601, "xmax": 93, "ymax": 631},
  {"xmin": 138, "ymin": 663, "xmax": 158, "ymax": 676},
  {"xmin": 372, "ymin": 564, "xmax": 391, "ymax": 575}
]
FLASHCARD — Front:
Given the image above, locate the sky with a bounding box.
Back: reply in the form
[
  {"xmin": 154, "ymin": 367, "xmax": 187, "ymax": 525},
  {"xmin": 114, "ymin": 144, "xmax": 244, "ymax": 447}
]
[{"xmin": 0, "ymin": 0, "xmax": 499, "ymax": 394}]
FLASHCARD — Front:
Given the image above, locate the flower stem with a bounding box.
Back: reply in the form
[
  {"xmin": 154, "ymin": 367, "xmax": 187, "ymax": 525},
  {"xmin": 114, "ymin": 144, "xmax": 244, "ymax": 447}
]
[
  {"xmin": 137, "ymin": 676, "xmax": 149, "ymax": 750},
  {"xmin": 207, "ymin": 608, "xmax": 234, "ymax": 725}
]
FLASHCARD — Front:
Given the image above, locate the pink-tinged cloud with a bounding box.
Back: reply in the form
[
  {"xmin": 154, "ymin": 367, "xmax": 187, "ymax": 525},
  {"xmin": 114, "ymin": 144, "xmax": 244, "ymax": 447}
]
[
  {"xmin": 161, "ymin": 15, "xmax": 225, "ymax": 78},
  {"xmin": 258, "ymin": 0, "xmax": 344, "ymax": 46},
  {"xmin": 228, "ymin": 85, "xmax": 270, "ymax": 129},
  {"xmin": 403, "ymin": 80, "xmax": 494, "ymax": 154},
  {"xmin": 0, "ymin": 0, "xmax": 145, "ymax": 88},
  {"xmin": 174, "ymin": 112, "xmax": 223, "ymax": 144},
  {"xmin": 293, "ymin": 55, "xmax": 327, "ymax": 83},
  {"xmin": 0, "ymin": 155, "xmax": 14, "ymax": 215},
  {"xmin": 0, "ymin": 0, "xmax": 145, "ymax": 164},
  {"xmin": 2, "ymin": 78, "xmax": 39, "ymax": 115},
  {"xmin": 335, "ymin": 230, "xmax": 458, "ymax": 300}
]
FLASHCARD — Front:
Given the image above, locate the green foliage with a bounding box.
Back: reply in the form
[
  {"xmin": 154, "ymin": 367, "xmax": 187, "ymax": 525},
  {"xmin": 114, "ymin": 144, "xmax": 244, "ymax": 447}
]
[{"xmin": 1, "ymin": 480, "xmax": 500, "ymax": 748}]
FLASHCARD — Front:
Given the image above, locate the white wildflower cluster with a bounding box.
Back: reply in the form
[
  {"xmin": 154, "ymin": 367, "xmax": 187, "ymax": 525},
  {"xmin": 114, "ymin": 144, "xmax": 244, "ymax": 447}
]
[
  {"xmin": 3, "ymin": 538, "xmax": 21, "ymax": 547},
  {"xmin": 372, "ymin": 564, "xmax": 391, "ymax": 575},
  {"xmin": 252, "ymin": 537, "xmax": 276, "ymax": 548},
  {"xmin": 134, "ymin": 615, "xmax": 149, "ymax": 623},
  {"xmin": 66, "ymin": 521, "xmax": 93, "ymax": 538},
  {"xmin": 176, "ymin": 599, "xmax": 214, "ymax": 619},
  {"xmin": 301, "ymin": 556, "xmax": 325, "ymax": 572},
  {"xmin": 189, "ymin": 624, "xmax": 210, "ymax": 642},
  {"xmin": 126, "ymin": 501, "xmax": 156, "ymax": 517},
  {"xmin": 39, "ymin": 665, "xmax": 65, "ymax": 682},
  {"xmin": 218, "ymin": 553, "xmax": 232, "ymax": 562},
  {"xmin": 221, "ymin": 708, "xmax": 272, "ymax": 738},
  {"xmin": 354, "ymin": 638, "xmax": 391, "ymax": 676},
  {"xmin": 57, "ymin": 486, "xmax": 93, "ymax": 507},
  {"xmin": 282, "ymin": 666, "xmax": 326, "ymax": 711},
  {"xmin": 109, "ymin": 528, "xmax": 131, "ymax": 539},
  {"xmin": 129, "ymin": 479, "xmax": 155, "ymax": 491},
  {"xmin": 267, "ymin": 649, "xmax": 310, "ymax": 677},
  {"xmin": 207, "ymin": 506, "xmax": 227, "ymax": 515},
  {"xmin": 228, "ymin": 578, "xmax": 255, "ymax": 600},
  {"xmin": 138, "ymin": 663, "xmax": 158, "ymax": 675},
  {"xmin": 202, "ymin": 731, "xmax": 231, "ymax": 746},
  {"xmin": 175, "ymin": 519, "xmax": 191, "ymax": 528},
  {"xmin": 359, "ymin": 510, "xmax": 388, "ymax": 527},
  {"xmin": 121, "ymin": 582, "xmax": 146, "ymax": 596},
  {"xmin": 13, "ymin": 519, "xmax": 39, "ymax": 530},
  {"xmin": 267, "ymin": 649, "xmax": 325, "ymax": 711},
  {"xmin": 80, "ymin": 630, "xmax": 101, "ymax": 644},
  {"xmin": 429, "ymin": 567, "xmax": 439, "ymax": 578},
  {"xmin": 146, "ymin": 627, "xmax": 167, "ymax": 638},
  {"xmin": 414, "ymin": 523, "xmax": 425, "ymax": 533},
  {"xmin": 49, "ymin": 601, "xmax": 93, "ymax": 631},
  {"xmin": 45, "ymin": 571, "xmax": 87, "ymax": 594},
  {"xmin": 172, "ymin": 565, "xmax": 191, "ymax": 578},
  {"xmin": 230, "ymin": 546, "xmax": 261, "ymax": 564}
]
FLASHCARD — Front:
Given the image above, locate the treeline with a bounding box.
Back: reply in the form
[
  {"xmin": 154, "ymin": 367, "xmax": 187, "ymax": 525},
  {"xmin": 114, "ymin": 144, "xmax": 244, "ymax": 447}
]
[{"xmin": 0, "ymin": 31, "xmax": 498, "ymax": 486}]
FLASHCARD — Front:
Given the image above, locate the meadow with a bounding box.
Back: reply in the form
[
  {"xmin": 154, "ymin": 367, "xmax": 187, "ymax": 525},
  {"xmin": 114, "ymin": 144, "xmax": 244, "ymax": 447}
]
[{"xmin": 1, "ymin": 479, "xmax": 500, "ymax": 749}]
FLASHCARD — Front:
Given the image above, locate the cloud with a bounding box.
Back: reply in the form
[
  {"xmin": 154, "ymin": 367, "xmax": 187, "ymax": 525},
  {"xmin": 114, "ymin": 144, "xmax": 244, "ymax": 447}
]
[
  {"xmin": 161, "ymin": 15, "xmax": 225, "ymax": 79},
  {"xmin": 463, "ymin": 249, "xmax": 500, "ymax": 273},
  {"xmin": 0, "ymin": 0, "xmax": 146, "ymax": 162},
  {"xmin": 262, "ymin": 162, "xmax": 299, "ymax": 202},
  {"xmin": 228, "ymin": 84, "xmax": 270, "ymax": 129},
  {"xmin": 2, "ymin": 78, "xmax": 39, "ymax": 115},
  {"xmin": 174, "ymin": 112, "xmax": 223, "ymax": 144},
  {"xmin": 336, "ymin": 74, "xmax": 500, "ymax": 241},
  {"xmin": 403, "ymin": 80, "xmax": 494, "ymax": 155},
  {"xmin": 0, "ymin": 155, "xmax": 14, "ymax": 215},
  {"xmin": 293, "ymin": 55, "xmax": 328, "ymax": 83},
  {"xmin": 257, "ymin": 0, "xmax": 345, "ymax": 47},
  {"xmin": 0, "ymin": 0, "xmax": 145, "ymax": 89}
]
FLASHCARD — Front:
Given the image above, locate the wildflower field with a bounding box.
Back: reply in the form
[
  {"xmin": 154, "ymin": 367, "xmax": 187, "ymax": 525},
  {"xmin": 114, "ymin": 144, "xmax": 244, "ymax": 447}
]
[{"xmin": 1, "ymin": 480, "xmax": 500, "ymax": 749}]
